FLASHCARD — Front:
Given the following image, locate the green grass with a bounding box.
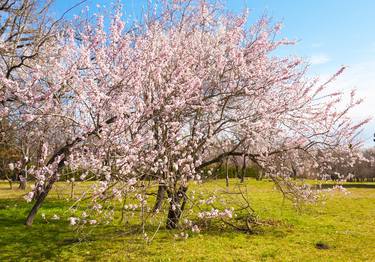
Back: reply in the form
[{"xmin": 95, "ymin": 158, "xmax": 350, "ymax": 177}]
[{"xmin": 1, "ymin": 179, "xmax": 375, "ymax": 261}]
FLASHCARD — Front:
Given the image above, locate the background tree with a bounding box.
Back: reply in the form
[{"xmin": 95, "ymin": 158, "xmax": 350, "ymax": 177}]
[{"xmin": 0, "ymin": 0, "xmax": 59, "ymax": 187}]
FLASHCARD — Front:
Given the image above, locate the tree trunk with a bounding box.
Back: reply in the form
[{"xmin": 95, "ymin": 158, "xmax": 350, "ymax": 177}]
[
  {"xmin": 256, "ymin": 169, "xmax": 263, "ymax": 180},
  {"xmin": 291, "ymin": 164, "xmax": 297, "ymax": 180},
  {"xmin": 70, "ymin": 180, "xmax": 75, "ymax": 199},
  {"xmin": 240, "ymin": 155, "xmax": 246, "ymax": 183},
  {"xmin": 25, "ymin": 178, "xmax": 55, "ymax": 226},
  {"xmin": 19, "ymin": 179, "xmax": 27, "ymax": 190},
  {"xmin": 152, "ymin": 183, "xmax": 166, "ymax": 213},
  {"xmin": 166, "ymin": 186, "xmax": 188, "ymax": 229},
  {"xmin": 19, "ymin": 172, "xmax": 27, "ymax": 190},
  {"xmin": 5, "ymin": 174, "xmax": 13, "ymax": 189},
  {"xmin": 225, "ymin": 158, "xmax": 229, "ymax": 189}
]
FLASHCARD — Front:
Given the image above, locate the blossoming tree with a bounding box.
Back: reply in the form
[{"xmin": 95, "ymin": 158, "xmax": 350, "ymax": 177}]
[{"xmin": 1, "ymin": 0, "xmax": 369, "ymax": 230}]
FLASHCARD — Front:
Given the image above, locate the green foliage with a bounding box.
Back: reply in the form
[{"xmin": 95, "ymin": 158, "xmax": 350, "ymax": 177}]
[{"xmin": 0, "ymin": 179, "xmax": 375, "ymax": 261}]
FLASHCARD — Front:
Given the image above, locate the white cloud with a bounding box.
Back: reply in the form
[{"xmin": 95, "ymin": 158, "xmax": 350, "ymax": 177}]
[{"xmin": 309, "ymin": 54, "xmax": 331, "ymax": 65}]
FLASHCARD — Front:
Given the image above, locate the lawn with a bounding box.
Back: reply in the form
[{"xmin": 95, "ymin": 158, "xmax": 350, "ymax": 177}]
[{"xmin": 0, "ymin": 179, "xmax": 374, "ymax": 261}]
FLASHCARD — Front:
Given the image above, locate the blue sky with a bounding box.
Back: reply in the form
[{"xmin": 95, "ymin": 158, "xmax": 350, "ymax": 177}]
[{"xmin": 51, "ymin": 0, "xmax": 375, "ymax": 146}]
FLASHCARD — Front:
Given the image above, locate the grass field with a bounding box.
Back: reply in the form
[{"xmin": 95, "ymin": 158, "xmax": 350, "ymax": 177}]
[{"xmin": 1, "ymin": 179, "xmax": 375, "ymax": 261}]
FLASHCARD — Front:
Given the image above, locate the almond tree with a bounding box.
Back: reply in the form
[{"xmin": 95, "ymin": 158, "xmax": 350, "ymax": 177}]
[
  {"xmin": 0, "ymin": 0, "xmax": 61, "ymax": 189},
  {"xmin": 3, "ymin": 0, "xmax": 368, "ymax": 228}
]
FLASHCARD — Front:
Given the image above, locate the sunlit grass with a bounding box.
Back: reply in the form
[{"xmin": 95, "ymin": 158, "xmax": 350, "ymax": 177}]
[{"xmin": 1, "ymin": 179, "xmax": 374, "ymax": 261}]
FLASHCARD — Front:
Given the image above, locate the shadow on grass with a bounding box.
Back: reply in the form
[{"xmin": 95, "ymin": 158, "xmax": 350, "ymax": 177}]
[
  {"xmin": 0, "ymin": 196, "xmax": 291, "ymax": 261},
  {"xmin": 0, "ymin": 199, "xmax": 73, "ymax": 260},
  {"xmin": 0, "ymin": 198, "xmax": 172, "ymax": 260},
  {"xmin": 0, "ymin": 187, "xmax": 13, "ymax": 190}
]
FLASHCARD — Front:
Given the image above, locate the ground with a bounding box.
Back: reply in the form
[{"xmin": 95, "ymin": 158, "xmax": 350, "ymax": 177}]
[{"xmin": 0, "ymin": 179, "xmax": 374, "ymax": 261}]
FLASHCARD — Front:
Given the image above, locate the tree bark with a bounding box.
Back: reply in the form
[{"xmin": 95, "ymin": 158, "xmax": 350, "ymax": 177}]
[
  {"xmin": 25, "ymin": 177, "xmax": 56, "ymax": 226},
  {"xmin": 240, "ymin": 155, "xmax": 246, "ymax": 183},
  {"xmin": 70, "ymin": 180, "xmax": 75, "ymax": 199},
  {"xmin": 152, "ymin": 183, "xmax": 166, "ymax": 213},
  {"xmin": 5, "ymin": 174, "xmax": 13, "ymax": 189},
  {"xmin": 291, "ymin": 164, "xmax": 297, "ymax": 180},
  {"xmin": 256, "ymin": 167, "xmax": 264, "ymax": 181},
  {"xmin": 26, "ymin": 160, "xmax": 64, "ymax": 225},
  {"xmin": 166, "ymin": 186, "xmax": 188, "ymax": 229},
  {"xmin": 235, "ymin": 162, "xmax": 239, "ymax": 179},
  {"xmin": 19, "ymin": 179, "xmax": 27, "ymax": 190},
  {"xmin": 18, "ymin": 171, "xmax": 27, "ymax": 190},
  {"xmin": 225, "ymin": 158, "xmax": 229, "ymax": 189}
]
